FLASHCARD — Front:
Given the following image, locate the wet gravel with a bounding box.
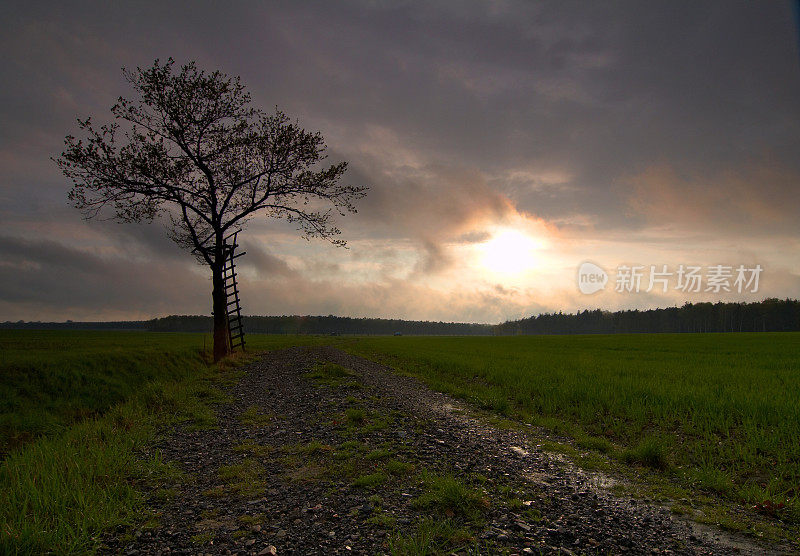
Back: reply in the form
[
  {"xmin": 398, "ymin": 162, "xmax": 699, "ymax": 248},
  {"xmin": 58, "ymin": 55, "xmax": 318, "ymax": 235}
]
[{"xmin": 100, "ymin": 346, "xmax": 788, "ymax": 555}]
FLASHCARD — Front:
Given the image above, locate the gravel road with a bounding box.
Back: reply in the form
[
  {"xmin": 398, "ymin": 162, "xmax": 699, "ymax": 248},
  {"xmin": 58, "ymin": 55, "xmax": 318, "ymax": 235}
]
[{"xmin": 101, "ymin": 346, "xmax": 789, "ymax": 555}]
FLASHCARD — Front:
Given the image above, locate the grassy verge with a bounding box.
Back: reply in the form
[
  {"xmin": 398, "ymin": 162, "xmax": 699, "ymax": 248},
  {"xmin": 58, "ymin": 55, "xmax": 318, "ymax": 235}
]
[
  {"xmin": 0, "ymin": 331, "xmax": 333, "ymax": 455},
  {"xmin": 0, "ymin": 331, "xmax": 213, "ymax": 456},
  {"xmin": 0, "ymin": 331, "xmax": 329, "ymax": 554},
  {"xmin": 340, "ymin": 333, "xmax": 800, "ymax": 542}
]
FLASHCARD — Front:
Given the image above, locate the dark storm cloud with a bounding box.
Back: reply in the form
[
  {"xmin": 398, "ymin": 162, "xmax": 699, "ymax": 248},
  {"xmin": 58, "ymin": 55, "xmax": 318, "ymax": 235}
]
[
  {"xmin": 238, "ymin": 241, "xmax": 298, "ymax": 279},
  {"xmin": 0, "ymin": 1, "xmax": 798, "ymax": 320},
  {"xmin": 0, "ymin": 235, "xmax": 206, "ymax": 318},
  {"xmin": 4, "ymin": 0, "xmax": 798, "ymax": 229}
]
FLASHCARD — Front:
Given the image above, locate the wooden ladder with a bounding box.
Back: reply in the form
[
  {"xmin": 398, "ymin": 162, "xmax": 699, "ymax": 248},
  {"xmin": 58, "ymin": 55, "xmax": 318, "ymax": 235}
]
[{"xmin": 222, "ymin": 231, "xmax": 246, "ymax": 352}]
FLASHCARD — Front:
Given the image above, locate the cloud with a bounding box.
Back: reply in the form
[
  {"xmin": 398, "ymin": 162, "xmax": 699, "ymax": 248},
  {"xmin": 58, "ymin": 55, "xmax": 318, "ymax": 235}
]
[
  {"xmin": 0, "ymin": 1, "xmax": 798, "ymax": 321},
  {"xmin": 624, "ymin": 158, "xmax": 800, "ymax": 235},
  {"xmin": 238, "ymin": 241, "xmax": 297, "ymax": 279},
  {"xmin": 0, "ymin": 235, "xmax": 206, "ymax": 320}
]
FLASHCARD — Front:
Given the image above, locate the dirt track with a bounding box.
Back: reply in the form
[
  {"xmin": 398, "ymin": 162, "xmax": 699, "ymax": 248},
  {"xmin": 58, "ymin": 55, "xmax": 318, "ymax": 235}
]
[{"xmin": 101, "ymin": 346, "xmax": 787, "ymax": 555}]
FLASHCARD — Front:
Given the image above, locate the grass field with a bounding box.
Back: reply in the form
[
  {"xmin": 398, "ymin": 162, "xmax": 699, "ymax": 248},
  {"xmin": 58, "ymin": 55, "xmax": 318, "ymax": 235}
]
[
  {"xmin": 343, "ymin": 333, "xmax": 800, "ymax": 524},
  {"xmin": 0, "ymin": 331, "xmax": 330, "ymax": 554}
]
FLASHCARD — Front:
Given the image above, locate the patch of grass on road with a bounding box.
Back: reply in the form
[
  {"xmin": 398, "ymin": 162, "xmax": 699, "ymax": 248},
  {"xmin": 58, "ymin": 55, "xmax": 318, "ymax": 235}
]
[
  {"xmin": 218, "ymin": 458, "xmax": 266, "ymax": 496},
  {"xmin": 304, "ymin": 361, "xmax": 359, "ymax": 387},
  {"xmin": 388, "ymin": 518, "xmax": 478, "ymax": 555},
  {"xmin": 238, "ymin": 405, "xmax": 272, "ymax": 427},
  {"xmin": 353, "ymin": 472, "xmax": 388, "ymax": 489},
  {"xmin": 413, "ymin": 471, "xmax": 489, "ymax": 522}
]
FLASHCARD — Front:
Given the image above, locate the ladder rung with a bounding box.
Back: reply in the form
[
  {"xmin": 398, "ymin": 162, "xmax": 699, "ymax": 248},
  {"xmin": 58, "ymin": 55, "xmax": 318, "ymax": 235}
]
[{"xmin": 221, "ymin": 232, "xmax": 245, "ymax": 352}]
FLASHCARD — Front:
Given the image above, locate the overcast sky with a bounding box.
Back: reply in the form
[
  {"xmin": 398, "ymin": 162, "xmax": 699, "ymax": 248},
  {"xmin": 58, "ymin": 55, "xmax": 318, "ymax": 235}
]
[{"xmin": 1, "ymin": 1, "xmax": 799, "ymax": 323}]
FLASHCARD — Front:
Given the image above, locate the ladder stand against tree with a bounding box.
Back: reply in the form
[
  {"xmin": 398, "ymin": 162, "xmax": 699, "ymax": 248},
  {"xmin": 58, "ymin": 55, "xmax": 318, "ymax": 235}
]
[{"xmin": 222, "ymin": 231, "xmax": 246, "ymax": 352}]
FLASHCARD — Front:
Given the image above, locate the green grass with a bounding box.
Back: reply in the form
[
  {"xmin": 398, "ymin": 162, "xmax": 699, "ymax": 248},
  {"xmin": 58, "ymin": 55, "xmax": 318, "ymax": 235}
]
[
  {"xmin": 388, "ymin": 518, "xmax": 477, "ymax": 555},
  {"xmin": 297, "ymin": 440, "xmax": 334, "ymax": 455},
  {"xmin": 365, "ymin": 447, "xmax": 393, "ymax": 460},
  {"xmin": 0, "ymin": 331, "xmax": 209, "ymax": 455},
  {"xmin": 304, "ymin": 360, "xmax": 359, "ymax": 386},
  {"xmin": 621, "ymin": 435, "xmax": 671, "ymax": 469},
  {"xmin": 353, "ymin": 472, "xmax": 388, "ymax": 489},
  {"xmin": 0, "ymin": 359, "xmax": 228, "ymax": 554},
  {"xmin": 238, "ymin": 405, "xmax": 272, "ymax": 427},
  {"xmin": 343, "ymin": 333, "xmax": 800, "ymax": 524},
  {"xmin": 0, "ymin": 331, "xmax": 330, "ymax": 455},
  {"xmin": 0, "ymin": 331, "xmax": 329, "ymax": 554},
  {"xmin": 218, "ymin": 458, "xmax": 266, "ymax": 496},
  {"xmin": 345, "ymin": 407, "xmax": 366, "ymax": 424},
  {"xmin": 386, "ymin": 458, "xmax": 415, "ymax": 476},
  {"xmin": 413, "ymin": 471, "xmax": 489, "ymax": 522}
]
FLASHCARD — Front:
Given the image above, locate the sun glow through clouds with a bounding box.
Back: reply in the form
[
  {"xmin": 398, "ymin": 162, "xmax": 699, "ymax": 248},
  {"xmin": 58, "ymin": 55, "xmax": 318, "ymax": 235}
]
[{"xmin": 478, "ymin": 227, "xmax": 541, "ymax": 276}]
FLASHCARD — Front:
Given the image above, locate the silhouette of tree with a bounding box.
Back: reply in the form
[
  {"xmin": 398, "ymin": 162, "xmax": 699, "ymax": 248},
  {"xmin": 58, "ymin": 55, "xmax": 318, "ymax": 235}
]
[{"xmin": 55, "ymin": 58, "xmax": 366, "ymax": 361}]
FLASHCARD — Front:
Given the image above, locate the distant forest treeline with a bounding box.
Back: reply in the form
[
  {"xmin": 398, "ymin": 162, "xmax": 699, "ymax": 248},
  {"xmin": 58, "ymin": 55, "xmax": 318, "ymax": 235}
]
[
  {"xmin": 146, "ymin": 315, "xmax": 493, "ymax": 335},
  {"xmin": 3, "ymin": 299, "xmax": 798, "ymax": 335},
  {"xmin": 495, "ymin": 298, "xmax": 800, "ymax": 335}
]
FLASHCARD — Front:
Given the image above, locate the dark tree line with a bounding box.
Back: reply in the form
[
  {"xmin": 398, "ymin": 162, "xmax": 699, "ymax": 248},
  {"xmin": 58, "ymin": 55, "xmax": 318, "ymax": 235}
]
[
  {"xmin": 495, "ymin": 299, "xmax": 800, "ymax": 335},
  {"xmin": 146, "ymin": 315, "xmax": 493, "ymax": 335},
  {"xmin": 0, "ymin": 321, "xmax": 148, "ymax": 331},
  {"xmin": 5, "ymin": 299, "xmax": 798, "ymax": 335}
]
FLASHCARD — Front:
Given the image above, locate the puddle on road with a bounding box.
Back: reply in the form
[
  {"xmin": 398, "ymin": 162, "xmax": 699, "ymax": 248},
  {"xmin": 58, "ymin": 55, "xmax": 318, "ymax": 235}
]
[
  {"xmin": 523, "ymin": 467, "xmax": 617, "ymax": 490},
  {"xmin": 586, "ymin": 472, "xmax": 617, "ymax": 490},
  {"xmin": 510, "ymin": 446, "xmax": 529, "ymax": 456},
  {"xmin": 524, "ymin": 471, "xmax": 552, "ymax": 485},
  {"xmin": 438, "ymin": 402, "xmax": 467, "ymax": 415}
]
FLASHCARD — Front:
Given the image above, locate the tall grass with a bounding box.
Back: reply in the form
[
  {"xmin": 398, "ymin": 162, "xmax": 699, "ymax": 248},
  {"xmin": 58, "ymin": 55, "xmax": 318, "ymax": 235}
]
[
  {"xmin": 0, "ymin": 355, "xmax": 229, "ymax": 553},
  {"xmin": 0, "ymin": 331, "xmax": 210, "ymax": 455},
  {"xmin": 0, "ymin": 331, "xmax": 329, "ymax": 553},
  {"xmin": 344, "ymin": 333, "xmax": 800, "ymax": 519},
  {"xmin": 0, "ymin": 331, "xmax": 331, "ymax": 455}
]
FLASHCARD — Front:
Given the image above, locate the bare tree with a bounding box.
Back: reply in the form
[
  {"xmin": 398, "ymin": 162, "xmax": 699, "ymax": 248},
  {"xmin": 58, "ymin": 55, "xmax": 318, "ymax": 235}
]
[{"xmin": 55, "ymin": 58, "xmax": 366, "ymax": 361}]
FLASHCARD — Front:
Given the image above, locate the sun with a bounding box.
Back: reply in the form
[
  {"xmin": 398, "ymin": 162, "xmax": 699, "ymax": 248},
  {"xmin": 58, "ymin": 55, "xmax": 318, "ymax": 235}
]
[{"xmin": 479, "ymin": 228, "xmax": 541, "ymax": 275}]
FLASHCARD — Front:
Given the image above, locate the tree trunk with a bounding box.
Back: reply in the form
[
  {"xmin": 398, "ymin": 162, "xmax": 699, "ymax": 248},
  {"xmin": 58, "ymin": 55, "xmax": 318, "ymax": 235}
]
[{"xmin": 211, "ymin": 259, "xmax": 230, "ymax": 362}]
